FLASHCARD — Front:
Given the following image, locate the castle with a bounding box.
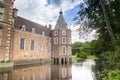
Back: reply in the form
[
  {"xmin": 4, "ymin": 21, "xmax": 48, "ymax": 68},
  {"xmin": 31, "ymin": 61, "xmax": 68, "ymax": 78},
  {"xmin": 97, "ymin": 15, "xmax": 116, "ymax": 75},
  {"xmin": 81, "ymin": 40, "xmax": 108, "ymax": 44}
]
[{"xmin": 0, "ymin": 0, "xmax": 72, "ymax": 65}]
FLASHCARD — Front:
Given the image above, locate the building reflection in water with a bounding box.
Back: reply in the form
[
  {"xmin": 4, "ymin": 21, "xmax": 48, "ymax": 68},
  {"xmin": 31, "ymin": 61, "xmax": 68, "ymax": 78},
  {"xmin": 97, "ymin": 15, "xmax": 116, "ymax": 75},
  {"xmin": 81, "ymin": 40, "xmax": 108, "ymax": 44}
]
[
  {"xmin": 0, "ymin": 63, "xmax": 72, "ymax": 80},
  {"xmin": 51, "ymin": 63, "xmax": 72, "ymax": 80}
]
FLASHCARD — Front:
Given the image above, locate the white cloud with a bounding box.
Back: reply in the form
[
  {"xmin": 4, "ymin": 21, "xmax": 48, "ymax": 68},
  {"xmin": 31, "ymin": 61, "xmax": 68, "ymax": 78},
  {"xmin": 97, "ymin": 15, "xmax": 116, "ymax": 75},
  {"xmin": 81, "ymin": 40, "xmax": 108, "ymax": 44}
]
[
  {"xmin": 14, "ymin": 0, "xmax": 96, "ymax": 43},
  {"xmin": 70, "ymin": 25, "xmax": 96, "ymax": 43},
  {"xmin": 14, "ymin": 0, "xmax": 82, "ymax": 27}
]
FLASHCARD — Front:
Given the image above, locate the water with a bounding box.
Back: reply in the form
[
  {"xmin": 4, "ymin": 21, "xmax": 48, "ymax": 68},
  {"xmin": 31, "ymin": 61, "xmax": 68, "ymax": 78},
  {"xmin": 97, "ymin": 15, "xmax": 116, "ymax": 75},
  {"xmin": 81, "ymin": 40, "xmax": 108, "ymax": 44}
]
[{"xmin": 0, "ymin": 59, "xmax": 95, "ymax": 80}]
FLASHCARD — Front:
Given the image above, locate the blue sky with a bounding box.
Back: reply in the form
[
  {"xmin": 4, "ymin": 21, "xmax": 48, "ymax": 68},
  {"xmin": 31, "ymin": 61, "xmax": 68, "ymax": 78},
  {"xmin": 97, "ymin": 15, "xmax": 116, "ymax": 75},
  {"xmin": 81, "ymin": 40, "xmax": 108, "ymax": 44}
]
[{"xmin": 14, "ymin": 0, "xmax": 95, "ymax": 43}]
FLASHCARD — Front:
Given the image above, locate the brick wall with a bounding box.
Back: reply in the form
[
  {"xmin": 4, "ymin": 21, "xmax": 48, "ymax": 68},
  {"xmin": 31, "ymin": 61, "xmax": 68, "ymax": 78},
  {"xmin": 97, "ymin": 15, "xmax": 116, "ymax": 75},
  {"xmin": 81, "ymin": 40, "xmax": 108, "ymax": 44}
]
[
  {"xmin": 0, "ymin": 0, "xmax": 14, "ymax": 60},
  {"xmin": 13, "ymin": 30, "xmax": 51, "ymax": 61}
]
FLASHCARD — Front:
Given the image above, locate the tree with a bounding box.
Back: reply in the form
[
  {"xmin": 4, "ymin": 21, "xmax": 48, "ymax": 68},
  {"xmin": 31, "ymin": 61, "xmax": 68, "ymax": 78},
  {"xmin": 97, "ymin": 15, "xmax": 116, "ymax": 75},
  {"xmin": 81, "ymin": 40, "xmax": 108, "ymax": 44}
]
[{"xmin": 99, "ymin": 0, "xmax": 115, "ymax": 42}]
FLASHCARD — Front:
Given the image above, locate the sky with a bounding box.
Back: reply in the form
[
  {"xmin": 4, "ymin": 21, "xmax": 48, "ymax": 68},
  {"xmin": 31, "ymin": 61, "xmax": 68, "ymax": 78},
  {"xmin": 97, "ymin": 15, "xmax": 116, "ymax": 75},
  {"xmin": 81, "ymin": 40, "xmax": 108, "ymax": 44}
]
[{"xmin": 14, "ymin": 0, "xmax": 95, "ymax": 43}]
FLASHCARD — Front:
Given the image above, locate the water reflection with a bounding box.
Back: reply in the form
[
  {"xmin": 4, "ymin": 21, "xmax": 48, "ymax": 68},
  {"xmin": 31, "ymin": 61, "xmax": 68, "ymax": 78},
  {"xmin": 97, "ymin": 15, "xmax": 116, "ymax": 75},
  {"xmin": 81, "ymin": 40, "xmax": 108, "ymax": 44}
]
[{"xmin": 0, "ymin": 59, "xmax": 95, "ymax": 80}]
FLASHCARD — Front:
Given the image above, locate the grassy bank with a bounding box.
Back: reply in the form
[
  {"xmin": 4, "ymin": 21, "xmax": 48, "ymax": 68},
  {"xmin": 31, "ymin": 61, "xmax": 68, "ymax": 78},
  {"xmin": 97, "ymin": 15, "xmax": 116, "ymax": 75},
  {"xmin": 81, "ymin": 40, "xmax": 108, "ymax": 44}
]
[{"xmin": 72, "ymin": 55, "xmax": 96, "ymax": 62}]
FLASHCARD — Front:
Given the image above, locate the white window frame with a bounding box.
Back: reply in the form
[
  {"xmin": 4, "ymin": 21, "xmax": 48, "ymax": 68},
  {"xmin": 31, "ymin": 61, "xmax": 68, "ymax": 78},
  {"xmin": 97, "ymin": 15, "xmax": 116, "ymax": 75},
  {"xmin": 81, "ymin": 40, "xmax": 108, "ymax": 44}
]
[
  {"xmin": 30, "ymin": 40, "xmax": 35, "ymax": 51},
  {"xmin": 20, "ymin": 38, "xmax": 25, "ymax": 50},
  {"xmin": 62, "ymin": 37, "xmax": 66, "ymax": 44},
  {"xmin": 21, "ymin": 25, "xmax": 26, "ymax": 31},
  {"xmin": 62, "ymin": 68, "xmax": 67, "ymax": 78},
  {"xmin": 54, "ymin": 30, "xmax": 58, "ymax": 36},
  {"xmin": 54, "ymin": 37, "xmax": 58, "ymax": 44},
  {"xmin": 62, "ymin": 30, "xmax": 66, "ymax": 36},
  {"xmin": 42, "ymin": 31, "xmax": 45, "ymax": 36},
  {"xmin": 31, "ymin": 28, "xmax": 35, "ymax": 33},
  {"xmin": 0, "ymin": 29, "xmax": 2, "ymax": 45},
  {"xmin": 62, "ymin": 46, "xmax": 66, "ymax": 55},
  {"xmin": 0, "ymin": 6, "xmax": 4, "ymax": 21}
]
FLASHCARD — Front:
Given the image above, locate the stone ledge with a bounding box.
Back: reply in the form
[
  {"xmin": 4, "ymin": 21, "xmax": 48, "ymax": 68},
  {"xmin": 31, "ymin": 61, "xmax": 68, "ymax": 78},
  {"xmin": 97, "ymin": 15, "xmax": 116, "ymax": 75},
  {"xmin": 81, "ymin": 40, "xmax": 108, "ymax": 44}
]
[{"xmin": 0, "ymin": 63, "xmax": 13, "ymax": 69}]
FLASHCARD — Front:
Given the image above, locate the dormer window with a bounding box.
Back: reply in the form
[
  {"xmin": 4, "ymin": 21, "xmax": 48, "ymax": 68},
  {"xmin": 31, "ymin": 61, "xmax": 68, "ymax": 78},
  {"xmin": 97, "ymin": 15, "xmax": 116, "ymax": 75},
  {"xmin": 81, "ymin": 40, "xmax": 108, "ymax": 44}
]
[
  {"xmin": 31, "ymin": 28, "xmax": 35, "ymax": 33},
  {"xmin": 21, "ymin": 25, "xmax": 26, "ymax": 31},
  {"xmin": 0, "ymin": 6, "xmax": 4, "ymax": 21},
  {"xmin": 42, "ymin": 31, "xmax": 45, "ymax": 36}
]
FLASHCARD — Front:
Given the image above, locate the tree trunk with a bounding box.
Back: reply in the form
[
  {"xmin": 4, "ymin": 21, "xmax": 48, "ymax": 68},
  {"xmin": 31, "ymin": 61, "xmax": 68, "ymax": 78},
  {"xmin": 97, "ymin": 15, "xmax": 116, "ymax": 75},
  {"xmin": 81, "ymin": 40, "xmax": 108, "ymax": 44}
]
[{"xmin": 100, "ymin": 0, "xmax": 116, "ymax": 42}]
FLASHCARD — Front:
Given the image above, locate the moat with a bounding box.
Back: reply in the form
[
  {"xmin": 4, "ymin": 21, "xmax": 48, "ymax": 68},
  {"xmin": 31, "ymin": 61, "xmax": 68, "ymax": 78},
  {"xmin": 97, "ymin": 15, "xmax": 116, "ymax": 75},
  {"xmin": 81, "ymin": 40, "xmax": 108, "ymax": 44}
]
[{"xmin": 0, "ymin": 59, "xmax": 95, "ymax": 80}]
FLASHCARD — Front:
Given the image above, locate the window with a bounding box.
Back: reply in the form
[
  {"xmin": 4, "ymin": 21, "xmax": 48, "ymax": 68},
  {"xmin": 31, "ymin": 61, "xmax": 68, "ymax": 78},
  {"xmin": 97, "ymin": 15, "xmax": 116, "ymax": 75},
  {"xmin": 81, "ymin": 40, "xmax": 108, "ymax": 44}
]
[
  {"xmin": 21, "ymin": 25, "xmax": 26, "ymax": 31},
  {"xmin": 31, "ymin": 28, "xmax": 35, "ymax": 33},
  {"xmin": 54, "ymin": 37, "xmax": 58, "ymax": 44},
  {"xmin": 30, "ymin": 40, "xmax": 35, "ymax": 51},
  {"xmin": 42, "ymin": 31, "xmax": 45, "ymax": 36},
  {"xmin": 62, "ymin": 46, "xmax": 66, "ymax": 55},
  {"xmin": 0, "ymin": 29, "xmax": 2, "ymax": 45},
  {"xmin": 62, "ymin": 37, "xmax": 66, "ymax": 44},
  {"xmin": 62, "ymin": 30, "xmax": 66, "ymax": 36},
  {"xmin": 54, "ymin": 30, "xmax": 58, "ymax": 36},
  {"xmin": 62, "ymin": 68, "xmax": 67, "ymax": 78},
  {"xmin": 20, "ymin": 38, "xmax": 25, "ymax": 50},
  {"xmin": 0, "ymin": 6, "xmax": 4, "ymax": 21}
]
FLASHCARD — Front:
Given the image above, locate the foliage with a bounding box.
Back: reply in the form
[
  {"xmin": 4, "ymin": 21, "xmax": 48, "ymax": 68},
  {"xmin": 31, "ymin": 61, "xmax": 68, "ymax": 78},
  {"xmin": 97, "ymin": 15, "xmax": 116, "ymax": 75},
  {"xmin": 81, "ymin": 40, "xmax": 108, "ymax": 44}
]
[
  {"xmin": 77, "ymin": 0, "xmax": 120, "ymax": 79},
  {"xmin": 0, "ymin": 59, "xmax": 11, "ymax": 63},
  {"xmin": 0, "ymin": 60, "xmax": 5, "ymax": 63},
  {"xmin": 72, "ymin": 42, "xmax": 82, "ymax": 55},
  {"xmin": 72, "ymin": 41, "xmax": 96, "ymax": 60}
]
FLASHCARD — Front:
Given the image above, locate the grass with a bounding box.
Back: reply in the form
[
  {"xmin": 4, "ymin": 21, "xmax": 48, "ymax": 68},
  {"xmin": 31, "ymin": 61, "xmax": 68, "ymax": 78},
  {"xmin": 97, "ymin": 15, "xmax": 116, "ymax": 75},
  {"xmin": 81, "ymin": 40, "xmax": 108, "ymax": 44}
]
[
  {"xmin": 72, "ymin": 55, "xmax": 97, "ymax": 62},
  {"xmin": 72, "ymin": 55, "xmax": 84, "ymax": 62},
  {"xmin": 87, "ymin": 55, "xmax": 97, "ymax": 59}
]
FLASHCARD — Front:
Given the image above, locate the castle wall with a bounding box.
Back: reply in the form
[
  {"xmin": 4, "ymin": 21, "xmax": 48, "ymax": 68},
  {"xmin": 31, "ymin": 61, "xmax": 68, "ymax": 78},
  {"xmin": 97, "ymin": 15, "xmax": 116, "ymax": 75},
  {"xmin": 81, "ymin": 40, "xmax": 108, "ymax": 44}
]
[
  {"xmin": 13, "ymin": 30, "xmax": 51, "ymax": 64},
  {"xmin": 0, "ymin": 0, "xmax": 14, "ymax": 60}
]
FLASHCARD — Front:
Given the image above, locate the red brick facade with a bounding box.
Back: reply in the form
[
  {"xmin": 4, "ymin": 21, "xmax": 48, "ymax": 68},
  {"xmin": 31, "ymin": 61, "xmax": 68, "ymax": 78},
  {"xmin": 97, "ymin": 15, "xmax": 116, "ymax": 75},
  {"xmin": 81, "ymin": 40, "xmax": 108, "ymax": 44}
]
[
  {"xmin": 0, "ymin": 1, "xmax": 72, "ymax": 65},
  {"xmin": 0, "ymin": 0, "xmax": 14, "ymax": 60}
]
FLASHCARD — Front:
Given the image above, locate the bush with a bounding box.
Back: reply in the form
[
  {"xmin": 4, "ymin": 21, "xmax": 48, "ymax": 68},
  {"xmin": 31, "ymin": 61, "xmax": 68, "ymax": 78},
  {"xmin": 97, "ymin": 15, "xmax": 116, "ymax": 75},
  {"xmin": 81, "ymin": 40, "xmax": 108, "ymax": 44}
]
[
  {"xmin": 0, "ymin": 60, "xmax": 5, "ymax": 63},
  {"xmin": 76, "ymin": 52, "xmax": 87, "ymax": 59}
]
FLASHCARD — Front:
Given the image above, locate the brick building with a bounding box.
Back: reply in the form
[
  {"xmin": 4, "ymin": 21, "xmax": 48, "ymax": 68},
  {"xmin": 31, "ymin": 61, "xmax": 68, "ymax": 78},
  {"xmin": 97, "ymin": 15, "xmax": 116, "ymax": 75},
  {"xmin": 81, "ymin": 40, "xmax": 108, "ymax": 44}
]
[
  {"xmin": 0, "ymin": 0, "xmax": 15, "ymax": 60},
  {"xmin": 0, "ymin": 0, "xmax": 72, "ymax": 65}
]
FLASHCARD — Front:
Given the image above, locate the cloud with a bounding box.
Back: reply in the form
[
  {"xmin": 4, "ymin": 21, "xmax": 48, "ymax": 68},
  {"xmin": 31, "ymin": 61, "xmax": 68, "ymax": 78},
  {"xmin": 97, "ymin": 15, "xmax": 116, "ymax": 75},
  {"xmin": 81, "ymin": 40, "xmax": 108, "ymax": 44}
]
[
  {"xmin": 14, "ymin": 0, "xmax": 96, "ymax": 43},
  {"xmin": 70, "ymin": 25, "xmax": 96, "ymax": 43},
  {"xmin": 14, "ymin": 0, "xmax": 82, "ymax": 27}
]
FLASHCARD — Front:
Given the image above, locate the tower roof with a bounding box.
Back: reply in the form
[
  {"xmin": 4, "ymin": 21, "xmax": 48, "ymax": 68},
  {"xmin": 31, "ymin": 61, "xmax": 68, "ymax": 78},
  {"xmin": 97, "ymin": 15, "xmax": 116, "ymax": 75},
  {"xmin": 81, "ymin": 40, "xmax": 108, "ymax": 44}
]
[{"xmin": 55, "ymin": 10, "xmax": 68, "ymax": 29}]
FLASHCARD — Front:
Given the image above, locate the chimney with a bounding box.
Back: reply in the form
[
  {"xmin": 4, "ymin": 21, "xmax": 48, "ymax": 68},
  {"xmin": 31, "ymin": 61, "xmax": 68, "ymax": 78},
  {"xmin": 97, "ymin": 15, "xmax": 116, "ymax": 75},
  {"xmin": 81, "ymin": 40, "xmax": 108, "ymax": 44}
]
[
  {"xmin": 13, "ymin": 8, "xmax": 18, "ymax": 18},
  {"xmin": 49, "ymin": 24, "xmax": 52, "ymax": 30}
]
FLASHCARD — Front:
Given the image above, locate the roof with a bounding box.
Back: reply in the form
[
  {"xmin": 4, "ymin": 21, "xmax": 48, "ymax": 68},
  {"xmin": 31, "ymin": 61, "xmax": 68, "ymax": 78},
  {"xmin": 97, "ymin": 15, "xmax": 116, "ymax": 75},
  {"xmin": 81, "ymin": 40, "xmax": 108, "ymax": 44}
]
[
  {"xmin": 14, "ymin": 16, "xmax": 51, "ymax": 37},
  {"xmin": 55, "ymin": 10, "xmax": 68, "ymax": 29}
]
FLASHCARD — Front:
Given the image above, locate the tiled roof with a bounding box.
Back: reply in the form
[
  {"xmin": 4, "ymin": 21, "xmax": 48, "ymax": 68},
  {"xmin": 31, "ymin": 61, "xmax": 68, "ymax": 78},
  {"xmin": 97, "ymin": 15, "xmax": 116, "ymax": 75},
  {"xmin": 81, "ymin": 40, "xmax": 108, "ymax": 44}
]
[
  {"xmin": 55, "ymin": 10, "xmax": 68, "ymax": 29},
  {"xmin": 14, "ymin": 16, "xmax": 51, "ymax": 37}
]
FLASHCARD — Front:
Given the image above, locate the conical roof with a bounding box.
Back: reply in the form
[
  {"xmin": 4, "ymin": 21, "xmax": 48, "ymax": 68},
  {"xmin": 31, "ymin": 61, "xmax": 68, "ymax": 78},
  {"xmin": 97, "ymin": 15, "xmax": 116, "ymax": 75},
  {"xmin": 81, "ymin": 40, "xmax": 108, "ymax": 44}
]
[{"xmin": 55, "ymin": 10, "xmax": 68, "ymax": 29}]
